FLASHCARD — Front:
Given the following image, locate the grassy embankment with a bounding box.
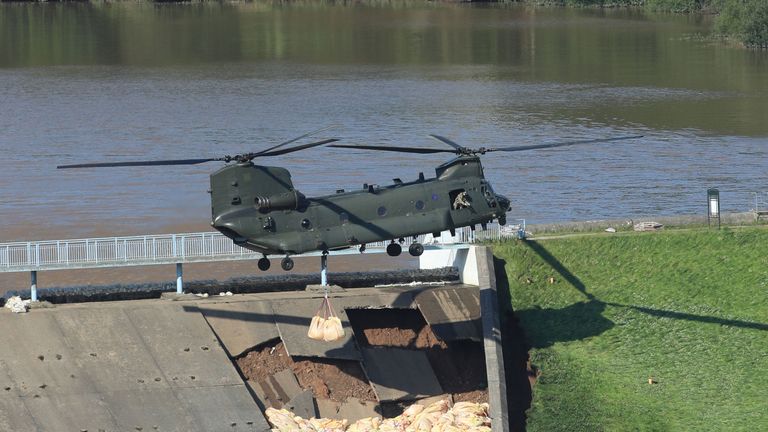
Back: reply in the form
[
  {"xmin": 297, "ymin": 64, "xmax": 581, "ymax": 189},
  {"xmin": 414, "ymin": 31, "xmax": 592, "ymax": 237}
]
[
  {"xmin": 540, "ymin": 0, "xmax": 768, "ymax": 48},
  {"xmin": 493, "ymin": 226, "xmax": 768, "ymax": 431}
]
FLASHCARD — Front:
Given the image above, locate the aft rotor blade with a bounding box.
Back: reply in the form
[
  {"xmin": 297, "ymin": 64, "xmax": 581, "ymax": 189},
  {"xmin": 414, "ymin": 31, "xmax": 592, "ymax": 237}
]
[
  {"xmin": 57, "ymin": 158, "xmax": 218, "ymax": 169},
  {"xmin": 428, "ymin": 134, "xmax": 464, "ymax": 150},
  {"xmin": 257, "ymin": 138, "xmax": 340, "ymax": 157},
  {"xmin": 491, "ymin": 135, "xmax": 644, "ymax": 153},
  {"xmin": 329, "ymin": 144, "xmax": 458, "ymax": 154},
  {"xmin": 254, "ymin": 124, "xmax": 340, "ymax": 157}
]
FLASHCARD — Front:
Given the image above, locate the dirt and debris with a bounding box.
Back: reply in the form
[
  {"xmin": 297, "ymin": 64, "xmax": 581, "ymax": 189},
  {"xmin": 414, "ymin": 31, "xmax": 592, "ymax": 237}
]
[
  {"xmin": 237, "ymin": 340, "xmax": 376, "ymax": 402},
  {"xmin": 347, "ymin": 308, "xmax": 488, "ymax": 404},
  {"xmin": 348, "ymin": 308, "xmax": 446, "ymax": 350},
  {"xmin": 236, "ymin": 307, "xmax": 488, "ymax": 421},
  {"xmin": 634, "ymin": 221, "xmax": 663, "ymax": 231}
]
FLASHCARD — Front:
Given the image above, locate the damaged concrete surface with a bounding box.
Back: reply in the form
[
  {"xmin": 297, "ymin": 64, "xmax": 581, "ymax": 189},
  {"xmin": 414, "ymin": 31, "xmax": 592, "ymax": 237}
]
[
  {"xmin": 271, "ymin": 291, "xmax": 416, "ymax": 360},
  {"xmin": 0, "ymin": 247, "xmax": 505, "ymax": 431},
  {"xmin": 231, "ymin": 284, "xmax": 489, "ymax": 425},
  {"xmin": 415, "ymin": 286, "xmax": 482, "ymax": 342},
  {"xmin": 197, "ymin": 301, "xmax": 279, "ymax": 357},
  {"xmin": 361, "ymin": 347, "xmax": 443, "ymax": 402}
]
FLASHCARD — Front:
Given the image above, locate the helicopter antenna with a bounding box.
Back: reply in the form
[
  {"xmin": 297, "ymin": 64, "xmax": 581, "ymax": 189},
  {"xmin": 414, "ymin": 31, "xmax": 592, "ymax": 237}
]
[
  {"xmin": 330, "ymin": 134, "xmax": 643, "ymax": 156},
  {"xmin": 57, "ymin": 130, "xmax": 339, "ymax": 169}
]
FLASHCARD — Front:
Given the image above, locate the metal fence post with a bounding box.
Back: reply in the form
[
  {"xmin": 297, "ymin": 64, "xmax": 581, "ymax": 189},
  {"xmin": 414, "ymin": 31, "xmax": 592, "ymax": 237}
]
[
  {"xmin": 30, "ymin": 270, "xmax": 38, "ymax": 302},
  {"xmin": 320, "ymin": 253, "xmax": 328, "ymax": 286},
  {"xmin": 176, "ymin": 263, "xmax": 183, "ymax": 294}
]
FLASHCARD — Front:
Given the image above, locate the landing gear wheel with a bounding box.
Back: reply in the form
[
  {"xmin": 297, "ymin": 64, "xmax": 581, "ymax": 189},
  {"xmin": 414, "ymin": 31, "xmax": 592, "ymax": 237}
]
[
  {"xmin": 281, "ymin": 257, "xmax": 294, "ymax": 271},
  {"xmin": 257, "ymin": 257, "xmax": 271, "ymax": 271},
  {"xmin": 409, "ymin": 242, "xmax": 424, "ymax": 257},
  {"xmin": 386, "ymin": 242, "xmax": 402, "ymax": 257},
  {"xmin": 359, "ymin": 244, "xmax": 366, "ymax": 253}
]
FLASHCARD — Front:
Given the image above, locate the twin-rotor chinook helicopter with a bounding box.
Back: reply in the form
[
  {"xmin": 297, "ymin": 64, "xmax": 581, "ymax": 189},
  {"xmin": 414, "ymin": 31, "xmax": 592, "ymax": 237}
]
[{"xmin": 58, "ymin": 128, "xmax": 641, "ymax": 271}]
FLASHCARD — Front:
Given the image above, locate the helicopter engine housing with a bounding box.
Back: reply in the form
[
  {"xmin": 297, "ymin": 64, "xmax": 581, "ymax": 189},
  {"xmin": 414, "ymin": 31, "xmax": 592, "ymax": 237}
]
[
  {"xmin": 253, "ymin": 190, "xmax": 303, "ymax": 212},
  {"xmin": 210, "ymin": 163, "xmax": 305, "ymax": 246}
]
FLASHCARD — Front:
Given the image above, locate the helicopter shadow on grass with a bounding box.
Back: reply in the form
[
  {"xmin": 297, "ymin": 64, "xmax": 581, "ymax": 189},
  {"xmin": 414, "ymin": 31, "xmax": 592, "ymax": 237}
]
[
  {"xmin": 506, "ymin": 240, "xmax": 768, "ymax": 352},
  {"xmin": 506, "ymin": 240, "xmax": 613, "ymax": 350}
]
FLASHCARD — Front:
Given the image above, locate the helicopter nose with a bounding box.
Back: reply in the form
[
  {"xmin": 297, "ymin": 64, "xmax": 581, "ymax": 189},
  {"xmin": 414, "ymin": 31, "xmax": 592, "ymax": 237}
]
[{"xmin": 212, "ymin": 221, "xmax": 248, "ymax": 245}]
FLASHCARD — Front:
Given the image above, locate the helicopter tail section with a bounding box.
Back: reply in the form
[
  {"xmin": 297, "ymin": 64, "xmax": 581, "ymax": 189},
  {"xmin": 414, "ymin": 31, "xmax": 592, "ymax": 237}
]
[{"xmin": 210, "ymin": 163, "xmax": 304, "ymax": 245}]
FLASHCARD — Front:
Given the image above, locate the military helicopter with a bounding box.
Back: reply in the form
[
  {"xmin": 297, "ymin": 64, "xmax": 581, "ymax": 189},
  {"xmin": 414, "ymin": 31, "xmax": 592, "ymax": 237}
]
[{"xmin": 58, "ymin": 128, "xmax": 641, "ymax": 271}]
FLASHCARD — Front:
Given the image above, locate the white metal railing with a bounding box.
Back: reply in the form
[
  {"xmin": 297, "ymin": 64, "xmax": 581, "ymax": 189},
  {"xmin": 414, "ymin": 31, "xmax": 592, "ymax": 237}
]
[
  {"xmin": 0, "ymin": 223, "xmax": 517, "ymax": 273},
  {"xmin": 753, "ymin": 192, "xmax": 768, "ymax": 214},
  {"xmin": 0, "ymin": 232, "xmax": 252, "ymax": 272}
]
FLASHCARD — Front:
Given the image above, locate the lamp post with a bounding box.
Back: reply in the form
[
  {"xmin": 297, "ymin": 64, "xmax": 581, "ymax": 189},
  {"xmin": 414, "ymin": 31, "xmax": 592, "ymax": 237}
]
[{"xmin": 707, "ymin": 188, "xmax": 720, "ymax": 229}]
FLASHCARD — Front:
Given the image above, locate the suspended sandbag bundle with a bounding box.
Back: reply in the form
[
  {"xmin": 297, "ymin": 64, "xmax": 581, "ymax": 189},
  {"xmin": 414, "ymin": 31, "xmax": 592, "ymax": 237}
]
[{"xmin": 307, "ymin": 295, "xmax": 345, "ymax": 342}]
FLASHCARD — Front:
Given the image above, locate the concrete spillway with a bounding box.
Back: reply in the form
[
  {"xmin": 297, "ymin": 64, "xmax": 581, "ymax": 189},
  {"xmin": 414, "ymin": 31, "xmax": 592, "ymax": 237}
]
[
  {"xmin": 0, "ymin": 299, "xmax": 270, "ymax": 431},
  {"xmin": 0, "ymin": 246, "xmax": 509, "ymax": 432}
]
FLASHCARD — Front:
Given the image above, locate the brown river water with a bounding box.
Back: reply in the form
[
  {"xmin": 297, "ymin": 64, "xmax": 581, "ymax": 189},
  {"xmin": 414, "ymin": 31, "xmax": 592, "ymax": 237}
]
[{"xmin": 1, "ymin": 2, "xmax": 767, "ymax": 291}]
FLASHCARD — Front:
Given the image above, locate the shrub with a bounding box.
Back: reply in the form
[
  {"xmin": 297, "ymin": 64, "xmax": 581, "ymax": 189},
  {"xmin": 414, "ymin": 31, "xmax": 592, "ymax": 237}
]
[
  {"xmin": 645, "ymin": 0, "xmax": 705, "ymax": 12},
  {"xmin": 716, "ymin": 0, "xmax": 768, "ymax": 48}
]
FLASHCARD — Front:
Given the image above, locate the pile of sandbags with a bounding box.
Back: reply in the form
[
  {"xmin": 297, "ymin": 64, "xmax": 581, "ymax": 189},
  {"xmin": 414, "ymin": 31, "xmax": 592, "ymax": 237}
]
[
  {"xmin": 4, "ymin": 296, "xmax": 31, "ymax": 313},
  {"xmin": 266, "ymin": 408, "xmax": 348, "ymax": 432},
  {"xmin": 266, "ymin": 400, "xmax": 491, "ymax": 432},
  {"xmin": 307, "ymin": 296, "xmax": 345, "ymax": 342}
]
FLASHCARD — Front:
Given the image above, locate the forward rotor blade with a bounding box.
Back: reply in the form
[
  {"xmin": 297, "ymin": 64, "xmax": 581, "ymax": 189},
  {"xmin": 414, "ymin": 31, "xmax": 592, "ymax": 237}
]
[
  {"xmin": 490, "ymin": 135, "xmax": 644, "ymax": 153},
  {"xmin": 254, "ymin": 124, "xmax": 340, "ymax": 157},
  {"xmin": 428, "ymin": 134, "xmax": 464, "ymax": 150},
  {"xmin": 57, "ymin": 158, "xmax": 218, "ymax": 169},
  {"xmin": 329, "ymin": 144, "xmax": 458, "ymax": 154},
  {"xmin": 258, "ymin": 138, "xmax": 339, "ymax": 157}
]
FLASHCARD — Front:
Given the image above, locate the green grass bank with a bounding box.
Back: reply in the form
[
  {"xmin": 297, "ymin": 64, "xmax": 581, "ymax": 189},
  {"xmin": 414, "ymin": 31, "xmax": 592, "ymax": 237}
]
[{"xmin": 493, "ymin": 226, "xmax": 768, "ymax": 431}]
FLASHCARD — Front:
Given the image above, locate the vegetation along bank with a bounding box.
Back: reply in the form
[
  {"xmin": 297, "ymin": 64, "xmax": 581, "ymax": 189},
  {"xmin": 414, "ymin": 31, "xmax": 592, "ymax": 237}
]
[
  {"xmin": 493, "ymin": 226, "xmax": 768, "ymax": 431},
  {"xmin": 532, "ymin": 0, "xmax": 767, "ymax": 48}
]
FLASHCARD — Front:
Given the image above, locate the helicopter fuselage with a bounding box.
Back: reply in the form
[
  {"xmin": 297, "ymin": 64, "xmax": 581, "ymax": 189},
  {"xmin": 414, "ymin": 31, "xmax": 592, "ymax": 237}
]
[{"xmin": 210, "ymin": 155, "xmax": 510, "ymax": 256}]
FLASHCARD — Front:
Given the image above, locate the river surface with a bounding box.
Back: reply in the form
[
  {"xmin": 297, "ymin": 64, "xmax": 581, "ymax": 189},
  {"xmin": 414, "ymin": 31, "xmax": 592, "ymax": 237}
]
[{"xmin": 1, "ymin": 2, "xmax": 767, "ymax": 242}]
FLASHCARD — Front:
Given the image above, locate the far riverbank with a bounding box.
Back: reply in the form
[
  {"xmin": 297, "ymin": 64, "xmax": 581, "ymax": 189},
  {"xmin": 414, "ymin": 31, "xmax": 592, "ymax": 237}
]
[{"xmin": 528, "ymin": 0, "xmax": 766, "ymax": 48}]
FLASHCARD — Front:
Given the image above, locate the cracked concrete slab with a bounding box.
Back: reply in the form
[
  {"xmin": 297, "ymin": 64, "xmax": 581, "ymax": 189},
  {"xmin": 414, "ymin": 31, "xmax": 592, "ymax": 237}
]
[
  {"xmin": 415, "ymin": 286, "xmax": 482, "ymax": 341},
  {"xmin": 198, "ymin": 300, "xmax": 279, "ymax": 357},
  {"xmin": 273, "ymin": 292, "xmax": 415, "ymax": 360},
  {"xmin": 361, "ymin": 347, "xmax": 442, "ymax": 402},
  {"xmin": 255, "ymin": 369, "xmax": 303, "ymax": 409}
]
